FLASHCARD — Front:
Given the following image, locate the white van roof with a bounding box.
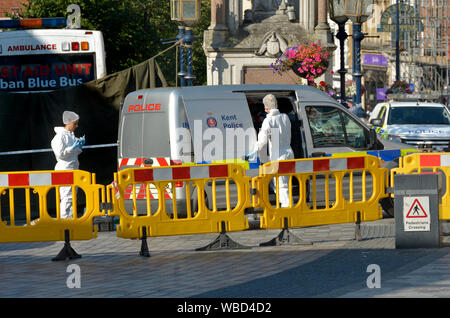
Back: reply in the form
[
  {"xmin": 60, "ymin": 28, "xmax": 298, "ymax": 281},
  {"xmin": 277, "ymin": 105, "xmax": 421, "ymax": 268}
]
[{"xmin": 123, "ymin": 84, "xmax": 337, "ymax": 105}]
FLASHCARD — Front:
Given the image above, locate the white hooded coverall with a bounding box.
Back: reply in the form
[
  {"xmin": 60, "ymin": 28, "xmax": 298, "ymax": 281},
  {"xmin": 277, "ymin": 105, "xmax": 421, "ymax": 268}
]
[
  {"xmin": 255, "ymin": 109, "xmax": 294, "ymax": 207},
  {"xmin": 51, "ymin": 127, "xmax": 82, "ymax": 219}
]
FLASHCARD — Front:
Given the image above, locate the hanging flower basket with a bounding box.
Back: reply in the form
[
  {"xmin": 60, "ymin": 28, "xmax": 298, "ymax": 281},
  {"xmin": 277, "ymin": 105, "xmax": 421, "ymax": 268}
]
[
  {"xmin": 291, "ymin": 61, "xmax": 329, "ymax": 79},
  {"xmin": 386, "ymin": 80, "xmax": 413, "ymax": 95},
  {"xmin": 271, "ymin": 42, "xmax": 330, "ymax": 84}
]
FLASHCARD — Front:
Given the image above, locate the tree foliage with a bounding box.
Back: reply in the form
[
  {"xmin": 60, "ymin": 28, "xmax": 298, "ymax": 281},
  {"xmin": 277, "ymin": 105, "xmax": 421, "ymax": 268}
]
[{"xmin": 17, "ymin": 0, "xmax": 211, "ymax": 86}]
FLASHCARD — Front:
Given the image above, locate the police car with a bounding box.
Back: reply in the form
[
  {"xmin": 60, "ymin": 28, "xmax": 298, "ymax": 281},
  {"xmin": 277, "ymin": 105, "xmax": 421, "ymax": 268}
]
[{"xmin": 368, "ymin": 98, "xmax": 450, "ymax": 151}]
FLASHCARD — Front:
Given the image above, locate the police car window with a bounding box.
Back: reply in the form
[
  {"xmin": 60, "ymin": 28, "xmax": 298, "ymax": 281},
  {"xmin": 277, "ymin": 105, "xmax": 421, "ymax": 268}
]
[
  {"xmin": 444, "ymin": 110, "xmax": 450, "ymax": 120},
  {"xmin": 306, "ymin": 106, "xmax": 367, "ymax": 149},
  {"xmin": 387, "ymin": 106, "xmax": 450, "ymax": 125}
]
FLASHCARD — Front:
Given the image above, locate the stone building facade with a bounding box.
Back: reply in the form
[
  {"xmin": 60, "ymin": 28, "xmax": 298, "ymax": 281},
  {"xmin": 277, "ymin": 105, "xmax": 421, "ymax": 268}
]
[{"xmin": 203, "ymin": 0, "xmax": 335, "ymax": 86}]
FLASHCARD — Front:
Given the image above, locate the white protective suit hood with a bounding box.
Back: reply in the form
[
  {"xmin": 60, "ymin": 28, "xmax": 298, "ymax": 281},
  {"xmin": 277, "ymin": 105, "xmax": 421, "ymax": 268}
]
[{"xmin": 51, "ymin": 127, "xmax": 82, "ymax": 170}]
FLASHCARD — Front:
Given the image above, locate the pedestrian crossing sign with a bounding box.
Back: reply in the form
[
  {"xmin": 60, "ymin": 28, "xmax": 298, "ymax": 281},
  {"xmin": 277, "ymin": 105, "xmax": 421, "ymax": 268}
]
[{"xmin": 403, "ymin": 197, "xmax": 430, "ymax": 232}]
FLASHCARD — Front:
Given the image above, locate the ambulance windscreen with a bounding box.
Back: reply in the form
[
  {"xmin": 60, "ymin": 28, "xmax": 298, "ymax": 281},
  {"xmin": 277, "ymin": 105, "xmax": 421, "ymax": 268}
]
[{"xmin": 0, "ymin": 54, "xmax": 95, "ymax": 92}]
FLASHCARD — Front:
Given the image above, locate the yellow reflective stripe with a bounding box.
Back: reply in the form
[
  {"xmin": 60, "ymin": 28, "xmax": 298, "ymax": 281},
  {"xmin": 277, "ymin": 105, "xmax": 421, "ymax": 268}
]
[
  {"xmin": 329, "ymin": 151, "xmax": 368, "ymax": 158},
  {"xmin": 401, "ymin": 149, "xmax": 418, "ymax": 155}
]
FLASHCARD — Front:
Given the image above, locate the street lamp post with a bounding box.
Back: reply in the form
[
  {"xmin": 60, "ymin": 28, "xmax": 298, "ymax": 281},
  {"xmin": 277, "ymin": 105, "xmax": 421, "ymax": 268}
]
[
  {"xmin": 328, "ymin": 0, "xmax": 349, "ymax": 107},
  {"xmin": 176, "ymin": 26, "xmax": 187, "ymax": 87},
  {"xmin": 344, "ymin": 0, "xmax": 373, "ymax": 107},
  {"xmin": 352, "ymin": 23, "xmax": 364, "ymax": 106},
  {"xmin": 170, "ymin": 0, "xmax": 201, "ymax": 87},
  {"xmin": 395, "ymin": 0, "xmax": 400, "ymax": 81},
  {"xmin": 183, "ymin": 27, "xmax": 196, "ymax": 85}
]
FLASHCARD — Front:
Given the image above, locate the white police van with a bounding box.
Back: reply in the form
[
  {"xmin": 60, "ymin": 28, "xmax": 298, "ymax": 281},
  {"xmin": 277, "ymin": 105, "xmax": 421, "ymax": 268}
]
[{"xmin": 118, "ymin": 85, "xmax": 414, "ymax": 217}]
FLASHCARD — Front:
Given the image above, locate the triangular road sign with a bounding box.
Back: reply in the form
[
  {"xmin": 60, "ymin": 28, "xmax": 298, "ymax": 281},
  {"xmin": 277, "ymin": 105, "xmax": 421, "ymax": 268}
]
[{"xmin": 406, "ymin": 198, "xmax": 428, "ymax": 218}]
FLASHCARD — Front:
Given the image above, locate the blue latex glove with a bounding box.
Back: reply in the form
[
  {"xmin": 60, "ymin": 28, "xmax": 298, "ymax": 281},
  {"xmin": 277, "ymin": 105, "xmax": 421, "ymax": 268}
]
[
  {"xmin": 245, "ymin": 149, "xmax": 258, "ymax": 162},
  {"xmin": 70, "ymin": 139, "xmax": 82, "ymax": 151},
  {"xmin": 245, "ymin": 149, "xmax": 257, "ymax": 158},
  {"xmin": 80, "ymin": 136, "xmax": 86, "ymax": 147}
]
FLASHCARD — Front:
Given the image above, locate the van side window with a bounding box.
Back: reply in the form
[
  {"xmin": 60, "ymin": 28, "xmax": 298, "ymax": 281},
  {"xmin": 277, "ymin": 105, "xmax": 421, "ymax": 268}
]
[{"xmin": 306, "ymin": 106, "xmax": 368, "ymax": 149}]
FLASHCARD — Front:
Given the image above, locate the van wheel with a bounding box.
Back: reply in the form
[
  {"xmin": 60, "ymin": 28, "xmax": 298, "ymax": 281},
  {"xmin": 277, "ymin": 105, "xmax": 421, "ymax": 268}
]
[
  {"xmin": 380, "ymin": 197, "xmax": 394, "ymax": 218},
  {"xmin": 192, "ymin": 187, "xmax": 208, "ymax": 215}
]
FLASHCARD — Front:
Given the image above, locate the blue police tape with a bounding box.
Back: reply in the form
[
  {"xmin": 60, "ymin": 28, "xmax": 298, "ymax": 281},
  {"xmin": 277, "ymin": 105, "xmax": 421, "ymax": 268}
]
[{"xmin": 321, "ymin": 148, "xmax": 417, "ymax": 162}]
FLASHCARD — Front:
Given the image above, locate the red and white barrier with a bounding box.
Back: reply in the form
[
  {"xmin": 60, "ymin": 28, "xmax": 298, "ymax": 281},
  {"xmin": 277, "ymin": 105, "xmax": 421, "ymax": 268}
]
[
  {"xmin": 419, "ymin": 154, "xmax": 450, "ymax": 167},
  {"xmin": 0, "ymin": 172, "xmax": 74, "ymax": 187},
  {"xmin": 267, "ymin": 157, "xmax": 366, "ymax": 174},
  {"xmin": 119, "ymin": 157, "xmax": 172, "ymax": 199},
  {"xmin": 134, "ymin": 164, "xmax": 229, "ymax": 182}
]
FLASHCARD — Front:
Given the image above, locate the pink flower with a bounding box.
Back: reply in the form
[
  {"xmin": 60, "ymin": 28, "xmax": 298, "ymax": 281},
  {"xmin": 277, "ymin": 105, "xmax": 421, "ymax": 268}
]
[
  {"xmin": 286, "ymin": 50, "xmax": 297, "ymax": 59},
  {"xmin": 272, "ymin": 42, "xmax": 329, "ymax": 81}
]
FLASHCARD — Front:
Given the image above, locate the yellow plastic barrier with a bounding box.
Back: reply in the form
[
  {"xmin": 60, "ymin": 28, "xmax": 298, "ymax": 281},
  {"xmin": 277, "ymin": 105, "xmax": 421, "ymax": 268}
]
[
  {"xmin": 107, "ymin": 163, "xmax": 251, "ymax": 240},
  {"xmin": 391, "ymin": 152, "xmax": 450, "ymax": 220},
  {"xmin": 0, "ymin": 170, "xmax": 105, "ymax": 243},
  {"xmin": 255, "ymin": 155, "xmax": 387, "ymax": 230}
]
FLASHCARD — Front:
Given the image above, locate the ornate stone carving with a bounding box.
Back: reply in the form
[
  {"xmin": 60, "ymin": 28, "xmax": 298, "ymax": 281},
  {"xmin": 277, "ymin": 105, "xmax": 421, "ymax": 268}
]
[{"xmin": 255, "ymin": 31, "xmax": 288, "ymax": 57}]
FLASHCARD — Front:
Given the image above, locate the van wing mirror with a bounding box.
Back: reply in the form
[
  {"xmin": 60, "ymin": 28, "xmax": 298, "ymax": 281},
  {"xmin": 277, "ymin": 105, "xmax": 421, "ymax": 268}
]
[
  {"xmin": 369, "ymin": 128, "xmax": 377, "ymax": 149},
  {"xmin": 370, "ymin": 118, "xmax": 382, "ymax": 127}
]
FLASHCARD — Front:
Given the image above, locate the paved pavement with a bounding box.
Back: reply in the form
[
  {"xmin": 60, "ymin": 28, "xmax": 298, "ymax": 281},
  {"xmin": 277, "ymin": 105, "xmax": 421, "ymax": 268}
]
[{"xmin": 1, "ymin": 217, "xmax": 450, "ymax": 300}]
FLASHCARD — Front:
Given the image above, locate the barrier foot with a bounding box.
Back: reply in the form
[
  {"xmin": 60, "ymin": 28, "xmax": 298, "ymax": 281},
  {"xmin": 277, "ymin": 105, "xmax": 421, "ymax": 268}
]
[
  {"xmin": 52, "ymin": 230, "xmax": 82, "ymax": 261},
  {"xmin": 260, "ymin": 218, "xmax": 312, "ymax": 247},
  {"xmin": 140, "ymin": 227, "xmax": 151, "ymax": 257},
  {"xmin": 355, "ymin": 211, "xmax": 363, "ymax": 241},
  {"xmin": 196, "ymin": 222, "xmax": 250, "ymax": 251}
]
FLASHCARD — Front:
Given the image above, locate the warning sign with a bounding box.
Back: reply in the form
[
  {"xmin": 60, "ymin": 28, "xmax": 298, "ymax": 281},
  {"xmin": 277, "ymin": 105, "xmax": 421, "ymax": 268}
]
[{"xmin": 403, "ymin": 196, "xmax": 430, "ymax": 231}]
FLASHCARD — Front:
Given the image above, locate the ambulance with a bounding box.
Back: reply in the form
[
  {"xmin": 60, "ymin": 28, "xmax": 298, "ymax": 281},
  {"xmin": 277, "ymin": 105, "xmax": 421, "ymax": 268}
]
[{"xmin": 118, "ymin": 84, "xmax": 414, "ymax": 217}]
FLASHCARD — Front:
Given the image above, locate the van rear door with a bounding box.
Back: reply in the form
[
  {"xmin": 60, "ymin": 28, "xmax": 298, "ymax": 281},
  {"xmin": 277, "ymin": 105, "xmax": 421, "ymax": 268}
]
[
  {"xmin": 182, "ymin": 92, "xmax": 256, "ymax": 163},
  {"xmin": 119, "ymin": 92, "xmax": 170, "ymax": 167}
]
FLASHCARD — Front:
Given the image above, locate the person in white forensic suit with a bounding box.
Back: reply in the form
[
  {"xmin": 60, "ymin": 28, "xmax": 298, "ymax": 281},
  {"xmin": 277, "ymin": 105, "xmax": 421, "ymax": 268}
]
[
  {"xmin": 51, "ymin": 111, "xmax": 85, "ymax": 219},
  {"xmin": 247, "ymin": 94, "xmax": 294, "ymax": 207}
]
